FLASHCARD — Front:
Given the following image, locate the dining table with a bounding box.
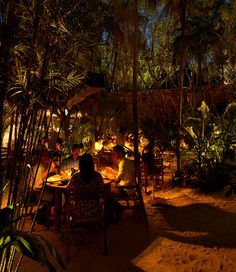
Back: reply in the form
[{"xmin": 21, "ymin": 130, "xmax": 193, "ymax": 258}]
[{"xmin": 46, "ymin": 172, "xmax": 113, "ymax": 232}]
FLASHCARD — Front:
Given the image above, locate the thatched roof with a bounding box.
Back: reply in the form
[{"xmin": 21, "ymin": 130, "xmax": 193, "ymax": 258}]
[{"xmin": 67, "ymin": 87, "xmax": 103, "ymax": 110}]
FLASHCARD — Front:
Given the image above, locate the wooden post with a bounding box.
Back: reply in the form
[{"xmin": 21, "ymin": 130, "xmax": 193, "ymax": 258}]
[{"xmin": 132, "ymin": 0, "xmax": 148, "ymax": 224}]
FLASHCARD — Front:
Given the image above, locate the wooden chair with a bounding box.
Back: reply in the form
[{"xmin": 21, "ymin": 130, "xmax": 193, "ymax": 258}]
[
  {"xmin": 65, "ymin": 187, "xmax": 109, "ymax": 261},
  {"xmin": 114, "ymin": 184, "xmax": 137, "ymax": 208},
  {"xmin": 154, "ymin": 157, "xmax": 164, "ymax": 192},
  {"xmin": 141, "ymin": 156, "xmax": 164, "ymax": 197},
  {"xmin": 141, "ymin": 142, "xmax": 165, "ymax": 195},
  {"xmin": 113, "ymin": 178, "xmax": 148, "ymax": 224}
]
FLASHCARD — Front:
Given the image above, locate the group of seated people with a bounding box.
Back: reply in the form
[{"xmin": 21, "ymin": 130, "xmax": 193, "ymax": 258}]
[
  {"xmin": 94, "ymin": 136, "xmax": 117, "ymax": 152},
  {"xmin": 94, "ymin": 134, "xmax": 136, "ymax": 153},
  {"xmin": 30, "ymin": 142, "xmax": 136, "ymax": 209},
  {"xmin": 30, "ymin": 141, "xmax": 135, "ymax": 224}
]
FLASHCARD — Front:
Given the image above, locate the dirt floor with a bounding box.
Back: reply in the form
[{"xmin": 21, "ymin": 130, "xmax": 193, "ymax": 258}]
[{"xmin": 18, "ymin": 187, "xmax": 236, "ymax": 272}]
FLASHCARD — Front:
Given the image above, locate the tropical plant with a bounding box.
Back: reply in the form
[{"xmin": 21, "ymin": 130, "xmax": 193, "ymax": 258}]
[
  {"xmin": 0, "ymin": 2, "xmax": 111, "ymax": 270},
  {"xmin": 183, "ymin": 101, "xmax": 236, "ymax": 190},
  {"xmin": 0, "ymin": 205, "xmax": 65, "ymax": 272}
]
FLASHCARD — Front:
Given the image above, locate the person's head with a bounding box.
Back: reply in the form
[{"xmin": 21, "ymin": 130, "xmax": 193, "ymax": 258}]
[
  {"xmin": 55, "ymin": 138, "xmax": 63, "ymax": 150},
  {"xmin": 102, "ymin": 140, "xmax": 108, "ymax": 147},
  {"xmin": 78, "ymin": 142, "xmax": 84, "ymax": 149},
  {"xmin": 112, "ymin": 137, "xmax": 116, "ymax": 144},
  {"xmin": 113, "ymin": 145, "xmax": 126, "ymax": 161},
  {"xmin": 79, "ymin": 153, "xmax": 95, "ymax": 181},
  {"xmin": 98, "ymin": 138, "xmax": 103, "ymax": 144},
  {"xmin": 72, "ymin": 144, "xmax": 80, "ymax": 159},
  {"xmin": 107, "ymin": 136, "xmax": 112, "ymax": 143},
  {"xmin": 37, "ymin": 149, "xmax": 51, "ymax": 165}
]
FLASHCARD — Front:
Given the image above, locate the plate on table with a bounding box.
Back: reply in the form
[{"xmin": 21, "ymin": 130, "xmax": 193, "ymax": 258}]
[{"xmin": 46, "ymin": 175, "xmax": 63, "ymax": 183}]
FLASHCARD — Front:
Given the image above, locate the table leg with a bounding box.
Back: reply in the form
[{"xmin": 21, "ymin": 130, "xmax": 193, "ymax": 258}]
[{"xmin": 54, "ymin": 190, "xmax": 62, "ymax": 232}]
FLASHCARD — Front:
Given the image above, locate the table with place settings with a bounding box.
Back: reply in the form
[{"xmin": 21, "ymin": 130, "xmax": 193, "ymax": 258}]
[{"xmin": 46, "ymin": 171, "xmax": 113, "ymax": 232}]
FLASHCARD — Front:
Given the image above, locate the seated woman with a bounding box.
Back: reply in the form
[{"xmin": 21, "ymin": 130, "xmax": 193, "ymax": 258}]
[
  {"xmin": 30, "ymin": 149, "xmax": 56, "ymax": 201},
  {"xmin": 68, "ymin": 153, "xmax": 104, "ymax": 219}
]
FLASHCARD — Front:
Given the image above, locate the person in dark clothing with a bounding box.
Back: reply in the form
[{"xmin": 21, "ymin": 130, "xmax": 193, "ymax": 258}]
[
  {"xmin": 142, "ymin": 144, "xmax": 156, "ymax": 175},
  {"xmin": 61, "ymin": 144, "xmax": 81, "ymax": 170},
  {"xmin": 69, "ymin": 154, "xmax": 104, "ymax": 219}
]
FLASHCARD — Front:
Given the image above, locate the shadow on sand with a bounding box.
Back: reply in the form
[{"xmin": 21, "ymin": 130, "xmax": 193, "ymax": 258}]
[
  {"xmin": 157, "ymin": 203, "xmax": 236, "ymax": 248},
  {"xmin": 64, "ymin": 211, "xmax": 153, "ymax": 272}
]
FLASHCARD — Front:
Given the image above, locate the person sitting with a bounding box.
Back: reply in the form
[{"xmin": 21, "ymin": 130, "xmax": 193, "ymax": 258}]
[
  {"xmin": 105, "ymin": 145, "xmax": 135, "ymax": 197},
  {"xmin": 78, "ymin": 142, "xmax": 85, "ymax": 155},
  {"xmin": 55, "ymin": 138, "xmax": 64, "ymax": 153},
  {"xmin": 30, "ymin": 149, "xmax": 56, "ymax": 201},
  {"xmin": 38, "ymin": 136, "xmax": 49, "ymax": 150},
  {"xmin": 113, "ymin": 145, "xmax": 135, "ymax": 186},
  {"xmin": 31, "ymin": 150, "xmax": 55, "ymax": 189},
  {"xmin": 68, "ymin": 153, "xmax": 104, "ymax": 219},
  {"xmin": 53, "ymin": 138, "xmax": 64, "ymax": 167},
  {"xmin": 61, "ymin": 144, "xmax": 81, "ymax": 171},
  {"xmin": 95, "ymin": 138, "xmax": 104, "ymax": 153}
]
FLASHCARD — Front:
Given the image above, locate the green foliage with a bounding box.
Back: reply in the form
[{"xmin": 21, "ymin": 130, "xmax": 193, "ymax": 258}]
[
  {"xmin": 140, "ymin": 116, "xmax": 176, "ymax": 148},
  {"xmin": 183, "ymin": 101, "xmax": 236, "ymax": 187},
  {"xmin": 0, "ymin": 206, "xmax": 65, "ymax": 272},
  {"xmin": 64, "ymin": 121, "xmax": 94, "ymax": 157}
]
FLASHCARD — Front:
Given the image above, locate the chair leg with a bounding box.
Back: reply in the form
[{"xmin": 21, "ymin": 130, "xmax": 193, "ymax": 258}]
[
  {"xmin": 152, "ymin": 175, "xmax": 155, "ymax": 200},
  {"xmin": 103, "ymin": 223, "xmax": 108, "ymax": 256},
  {"xmin": 46, "ymin": 205, "xmax": 51, "ymax": 230},
  {"xmin": 161, "ymin": 170, "xmax": 164, "ymax": 192},
  {"xmin": 144, "ymin": 174, "xmax": 148, "ymax": 194},
  {"xmin": 66, "ymin": 233, "xmax": 70, "ymax": 262},
  {"xmin": 26, "ymin": 205, "xmax": 34, "ymax": 216},
  {"xmin": 66, "ymin": 218, "xmax": 70, "ymax": 262}
]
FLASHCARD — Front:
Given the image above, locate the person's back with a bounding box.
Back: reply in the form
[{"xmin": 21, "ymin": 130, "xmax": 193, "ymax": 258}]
[
  {"xmin": 117, "ymin": 157, "xmax": 135, "ymax": 186},
  {"xmin": 68, "ymin": 154, "xmax": 104, "ymax": 219},
  {"xmin": 69, "ymin": 171, "xmax": 103, "ymax": 190}
]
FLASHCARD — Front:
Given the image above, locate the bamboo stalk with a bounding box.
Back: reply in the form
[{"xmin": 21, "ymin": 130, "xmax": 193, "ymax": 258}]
[
  {"xmin": 7, "ymin": 109, "xmax": 53, "ymax": 272},
  {"xmin": 14, "ymin": 114, "xmax": 64, "ymax": 272}
]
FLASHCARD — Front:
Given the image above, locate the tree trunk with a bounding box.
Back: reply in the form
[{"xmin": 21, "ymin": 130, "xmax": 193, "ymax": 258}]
[
  {"xmin": 0, "ymin": 99, "xmax": 4, "ymax": 206},
  {"xmin": 132, "ymin": 0, "xmax": 140, "ymax": 182},
  {"xmin": 132, "ymin": 0, "xmax": 148, "ymax": 224},
  {"xmin": 176, "ymin": 1, "xmax": 186, "ymax": 177},
  {"xmin": 197, "ymin": 52, "xmax": 203, "ymax": 100},
  {"xmin": 221, "ymin": 64, "xmax": 224, "ymax": 89}
]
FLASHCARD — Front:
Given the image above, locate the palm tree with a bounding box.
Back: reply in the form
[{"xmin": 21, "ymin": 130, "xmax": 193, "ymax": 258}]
[
  {"xmin": 0, "ymin": 0, "xmax": 17, "ymax": 203},
  {"xmin": 156, "ymin": 0, "xmax": 193, "ymax": 176}
]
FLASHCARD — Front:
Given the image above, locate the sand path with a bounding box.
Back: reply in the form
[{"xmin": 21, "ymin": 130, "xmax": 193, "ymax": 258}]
[{"xmin": 18, "ymin": 188, "xmax": 236, "ymax": 272}]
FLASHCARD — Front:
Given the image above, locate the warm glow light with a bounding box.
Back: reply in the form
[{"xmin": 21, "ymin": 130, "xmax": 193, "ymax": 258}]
[{"xmin": 77, "ymin": 111, "xmax": 82, "ymax": 118}]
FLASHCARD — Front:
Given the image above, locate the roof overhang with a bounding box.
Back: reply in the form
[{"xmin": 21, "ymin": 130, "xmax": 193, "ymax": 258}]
[{"xmin": 67, "ymin": 87, "xmax": 103, "ymax": 110}]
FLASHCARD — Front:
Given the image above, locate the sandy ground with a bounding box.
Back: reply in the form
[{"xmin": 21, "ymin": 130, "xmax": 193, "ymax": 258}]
[{"xmin": 17, "ymin": 187, "xmax": 236, "ymax": 272}]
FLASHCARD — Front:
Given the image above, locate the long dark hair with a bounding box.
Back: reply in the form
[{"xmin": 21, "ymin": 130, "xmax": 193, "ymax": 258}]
[{"xmin": 79, "ymin": 153, "xmax": 95, "ymax": 181}]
